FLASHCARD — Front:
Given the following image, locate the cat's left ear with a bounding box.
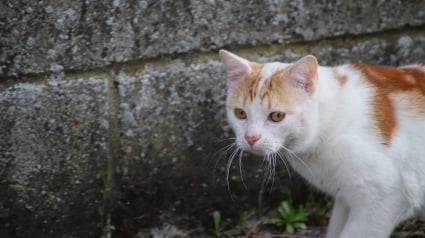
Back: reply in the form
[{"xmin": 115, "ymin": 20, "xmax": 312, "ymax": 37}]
[
  {"xmin": 285, "ymin": 55, "xmax": 318, "ymax": 95},
  {"xmin": 219, "ymin": 50, "xmax": 252, "ymax": 84}
]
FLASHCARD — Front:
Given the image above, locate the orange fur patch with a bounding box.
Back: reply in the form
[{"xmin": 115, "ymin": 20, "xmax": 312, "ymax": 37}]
[
  {"xmin": 353, "ymin": 64, "xmax": 425, "ymax": 146},
  {"xmin": 331, "ymin": 68, "xmax": 348, "ymax": 86},
  {"xmin": 246, "ymin": 62, "xmax": 264, "ymax": 102},
  {"xmin": 259, "ymin": 69, "xmax": 283, "ymax": 107},
  {"xmin": 259, "ymin": 69, "xmax": 307, "ymax": 111},
  {"xmin": 228, "ymin": 61, "xmax": 306, "ymax": 112},
  {"xmin": 228, "ymin": 62, "xmax": 263, "ymax": 106},
  {"xmin": 371, "ymin": 91, "xmax": 398, "ymax": 146}
]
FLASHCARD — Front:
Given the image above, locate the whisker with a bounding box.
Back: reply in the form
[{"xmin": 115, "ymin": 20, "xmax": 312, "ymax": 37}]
[
  {"xmin": 258, "ymin": 155, "xmax": 267, "ymax": 172},
  {"xmin": 276, "ymin": 150, "xmax": 293, "ymax": 186},
  {"xmin": 238, "ymin": 150, "xmax": 248, "ymax": 189},
  {"xmin": 226, "ymin": 146, "xmax": 241, "ymax": 191},
  {"xmin": 215, "ymin": 137, "xmax": 238, "ymax": 143},
  {"xmin": 213, "ymin": 137, "xmax": 238, "ymax": 158},
  {"xmin": 269, "ymin": 152, "xmax": 276, "ymax": 192},
  {"xmin": 280, "ymin": 145, "xmax": 313, "ymax": 178},
  {"xmin": 214, "ymin": 142, "xmax": 237, "ymax": 176},
  {"xmin": 265, "ymin": 153, "xmax": 272, "ymax": 184},
  {"xmin": 219, "ymin": 143, "xmax": 237, "ymax": 156},
  {"xmin": 264, "ymin": 153, "xmax": 274, "ymax": 188},
  {"xmin": 215, "ymin": 143, "xmax": 235, "ymax": 160},
  {"xmin": 261, "ymin": 154, "xmax": 271, "ymax": 189}
]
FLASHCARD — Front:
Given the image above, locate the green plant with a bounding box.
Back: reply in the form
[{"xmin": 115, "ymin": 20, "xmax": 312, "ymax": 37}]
[
  {"xmin": 212, "ymin": 210, "xmax": 242, "ymax": 237},
  {"xmin": 239, "ymin": 210, "xmax": 249, "ymax": 230},
  {"xmin": 306, "ymin": 195, "xmax": 331, "ymax": 226},
  {"xmin": 265, "ymin": 200, "xmax": 308, "ymax": 234}
]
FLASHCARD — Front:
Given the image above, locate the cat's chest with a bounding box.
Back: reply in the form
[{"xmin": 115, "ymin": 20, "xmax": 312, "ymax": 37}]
[
  {"xmin": 288, "ymin": 141, "xmax": 389, "ymax": 198},
  {"xmin": 289, "ymin": 154, "xmax": 344, "ymax": 196}
]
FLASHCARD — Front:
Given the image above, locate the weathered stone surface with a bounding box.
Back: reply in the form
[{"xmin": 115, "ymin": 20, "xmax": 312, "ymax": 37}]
[
  {"xmin": 1, "ymin": 0, "xmax": 424, "ymax": 77},
  {"xmin": 0, "ymin": 28, "xmax": 425, "ymax": 238},
  {"xmin": 246, "ymin": 30, "xmax": 425, "ymax": 67},
  {"xmin": 1, "ymin": 1, "xmax": 425, "ymax": 237},
  {"xmin": 0, "ymin": 75, "xmax": 109, "ymax": 238}
]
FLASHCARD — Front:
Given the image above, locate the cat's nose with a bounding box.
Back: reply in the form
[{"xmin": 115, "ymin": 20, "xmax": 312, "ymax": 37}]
[{"xmin": 244, "ymin": 133, "xmax": 261, "ymax": 146}]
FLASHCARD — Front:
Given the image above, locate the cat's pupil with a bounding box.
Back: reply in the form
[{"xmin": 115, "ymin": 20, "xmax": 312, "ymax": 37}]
[
  {"xmin": 270, "ymin": 112, "xmax": 285, "ymax": 122},
  {"xmin": 234, "ymin": 108, "xmax": 247, "ymax": 119}
]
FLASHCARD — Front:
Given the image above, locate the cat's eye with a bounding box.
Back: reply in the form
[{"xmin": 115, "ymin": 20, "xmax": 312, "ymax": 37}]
[
  {"xmin": 269, "ymin": 112, "xmax": 286, "ymax": 122},
  {"xmin": 234, "ymin": 108, "xmax": 247, "ymax": 119}
]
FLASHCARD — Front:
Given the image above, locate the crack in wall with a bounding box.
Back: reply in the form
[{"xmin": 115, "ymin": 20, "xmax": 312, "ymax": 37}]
[{"xmin": 101, "ymin": 66, "xmax": 121, "ymax": 238}]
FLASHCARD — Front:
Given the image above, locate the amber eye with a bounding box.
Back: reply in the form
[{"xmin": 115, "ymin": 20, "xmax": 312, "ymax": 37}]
[
  {"xmin": 234, "ymin": 108, "xmax": 247, "ymax": 119},
  {"xmin": 269, "ymin": 112, "xmax": 286, "ymax": 122}
]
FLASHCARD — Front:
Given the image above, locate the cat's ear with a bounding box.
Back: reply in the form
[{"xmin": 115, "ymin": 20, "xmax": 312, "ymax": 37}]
[
  {"xmin": 285, "ymin": 55, "xmax": 318, "ymax": 95},
  {"xmin": 219, "ymin": 50, "xmax": 251, "ymax": 83}
]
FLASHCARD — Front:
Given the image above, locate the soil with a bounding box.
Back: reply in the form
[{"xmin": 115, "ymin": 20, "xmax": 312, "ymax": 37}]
[{"xmin": 183, "ymin": 219, "xmax": 425, "ymax": 238}]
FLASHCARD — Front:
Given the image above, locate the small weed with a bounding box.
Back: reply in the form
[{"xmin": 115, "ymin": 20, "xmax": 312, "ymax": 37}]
[
  {"xmin": 265, "ymin": 200, "xmax": 308, "ymax": 234},
  {"xmin": 306, "ymin": 195, "xmax": 331, "ymax": 226},
  {"xmin": 212, "ymin": 210, "xmax": 242, "ymax": 237},
  {"xmin": 239, "ymin": 210, "xmax": 249, "ymax": 231}
]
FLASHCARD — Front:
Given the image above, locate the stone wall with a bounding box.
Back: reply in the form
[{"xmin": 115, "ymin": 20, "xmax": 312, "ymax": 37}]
[{"xmin": 1, "ymin": 1, "xmax": 425, "ymax": 237}]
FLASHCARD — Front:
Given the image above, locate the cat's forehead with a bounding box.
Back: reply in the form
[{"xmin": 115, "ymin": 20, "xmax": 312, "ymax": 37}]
[
  {"xmin": 260, "ymin": 62, "xmax": 288, "ymax": 79},
  {"xmin": 228, "ymin": 61, "xmax": 305, "ymax": 110}
]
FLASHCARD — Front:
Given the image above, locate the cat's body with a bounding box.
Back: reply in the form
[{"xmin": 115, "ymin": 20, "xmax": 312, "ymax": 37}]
[{"xmin": 219, "ymin": 50, "xmax": 425, "ymax": 238}]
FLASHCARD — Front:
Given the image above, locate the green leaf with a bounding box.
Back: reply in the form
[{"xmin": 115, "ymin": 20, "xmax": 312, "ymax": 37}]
[
  {"xmin": 222, "ymin": 228, "xmax": 242, "ymax": 236},
  {"xmin": 266, "ymin": 199, "xmax": 311, "ymax": 234},
  {"xmin": 294, "ymin": 222, "xmax": 307, "ymax": 230},
  {"xmin": 240, "ymin": 211, "xmax": 249, "ymax": 229},
  {"xmin": 293, "ymin": 211, "xmax": 308, "ymax": 222},
  {"xmin": 265, "ymin": 218, "xmax": 284, "ymax": 227},
  {"xmin": 212, "ymin": 210, "xmax": 221, "ymax": 233},
  {"xmin": 286, "ymin": 223, "xmax": 294, "ymax": 234},
  {"xmin": 282, "ymin": 201, "xmax": 291, "ymax": 214},
  {"xmin": 277, "ymin": 204, "xmax": 286, "ymax": 218},
  {"xmin": 287, "ymin": 211, "xmax": 296, "ymax": 221}
]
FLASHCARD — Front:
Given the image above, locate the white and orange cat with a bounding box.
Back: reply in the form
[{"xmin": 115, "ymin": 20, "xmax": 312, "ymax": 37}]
[{"xmin": 219, "ymin": 49, "xmax": 425, "ymax": 238}]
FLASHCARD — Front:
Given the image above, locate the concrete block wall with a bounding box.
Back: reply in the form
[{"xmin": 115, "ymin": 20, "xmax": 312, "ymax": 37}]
[{"xmin": 1, "ymin": 1, "xmax": 425, "ymax": 237}]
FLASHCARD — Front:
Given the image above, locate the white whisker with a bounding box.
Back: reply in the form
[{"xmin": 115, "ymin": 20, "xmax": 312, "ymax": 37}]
[
  {"xmin": 263, "ymin": 152, "xmax": 275, "ymax": 189},
  {"xmin": 280, "ymin": 145, "xmax": 313, "ymax": 178},
  {"xmin": 214, "ymin": 141, "xmax": 237, "ymax": 174},
  {"xmin": 276, "ymin": 150, "xmax": 293, "ymax": 185},
  {"xmin": 270, "ymin": 152, "xmax": 277, "ymax": 191},
  {"xmin": 261, "ymin": 154, "xmax": 271, "ymax": 189},
  {"xmin": 217, "ymin": 137, "xmax": 238, "ymax": 142},
  {"xmin": 237, "ymin": 150, "xmax": 247, "ymax": 189},
  {"xmin": 266, "ymin": 153, "xmax": 272, "ymax": 184},
  {"xmin": 226, "ymin": 146, "xmax": 240, "ymax": 191}
]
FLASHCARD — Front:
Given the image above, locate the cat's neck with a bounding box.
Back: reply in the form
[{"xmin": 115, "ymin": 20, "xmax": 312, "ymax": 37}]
[{"xmin": 306, "ymin": 65, "xmax": 367, "ymax": 153}]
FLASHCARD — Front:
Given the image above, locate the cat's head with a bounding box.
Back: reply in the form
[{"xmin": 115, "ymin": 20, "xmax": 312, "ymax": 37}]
[{"xmin": 219, "ymin": 50, "xmax": 320, "ymax": 156}]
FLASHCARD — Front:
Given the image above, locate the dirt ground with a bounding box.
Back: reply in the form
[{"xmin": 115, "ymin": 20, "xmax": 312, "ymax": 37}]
[
  {"xmin": 228, "ymin": 219, "xmax": 425, "ymax": 238},
  {"xmin": 182, "ymin": 219, "xmax": 425, "ymax": 238}
]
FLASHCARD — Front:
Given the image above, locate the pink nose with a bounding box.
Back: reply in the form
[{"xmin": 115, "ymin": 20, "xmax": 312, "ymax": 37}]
[{"xmin": 244, "ymin": 133, "xmax": 261, "ymax": 146}]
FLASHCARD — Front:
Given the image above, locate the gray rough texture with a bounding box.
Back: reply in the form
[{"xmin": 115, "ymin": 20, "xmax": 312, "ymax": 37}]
[
  {"xmin": 0, "ymin": 76, "xmax": 109, "ymax": 237},
  {"xmin": 1, "ymin": 0, "xmax": 425, "ymax": 77},
  {"xmin": 1, "ymin": 1, "xmax": 425, "ymax": 238}
]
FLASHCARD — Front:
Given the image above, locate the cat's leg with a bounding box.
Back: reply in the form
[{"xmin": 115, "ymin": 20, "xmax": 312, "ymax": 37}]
[
  {"xmin": 325, "ymin": 198, "xmax": 349, "ymax": 238},
  {"xmin": 338, "ymin": 193, "xmax": 408, "ymax": 238}
]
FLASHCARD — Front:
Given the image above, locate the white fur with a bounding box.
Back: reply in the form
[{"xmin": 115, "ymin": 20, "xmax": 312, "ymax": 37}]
[{"xmin": 222, "ymin": 53, "xmax": 425, "ymax": 238}]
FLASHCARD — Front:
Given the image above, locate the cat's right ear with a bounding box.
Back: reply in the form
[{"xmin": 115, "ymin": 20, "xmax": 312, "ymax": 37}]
[{"xmin": 219, "ymin": 50, "xmax": 251, "ymax": 83}]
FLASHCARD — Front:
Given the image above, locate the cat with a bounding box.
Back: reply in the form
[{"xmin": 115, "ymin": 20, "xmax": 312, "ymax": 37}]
[{"xmin": 219, "ymin": 49, "xmax": 425, "ymax": 238}]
